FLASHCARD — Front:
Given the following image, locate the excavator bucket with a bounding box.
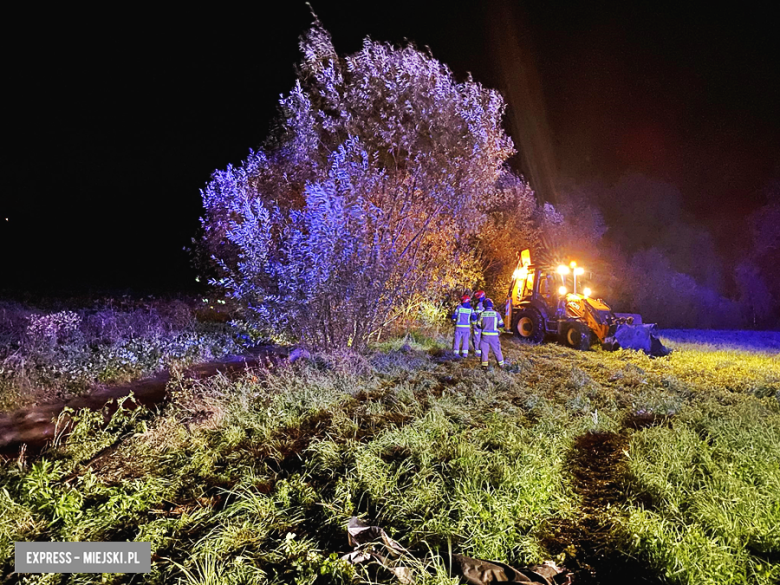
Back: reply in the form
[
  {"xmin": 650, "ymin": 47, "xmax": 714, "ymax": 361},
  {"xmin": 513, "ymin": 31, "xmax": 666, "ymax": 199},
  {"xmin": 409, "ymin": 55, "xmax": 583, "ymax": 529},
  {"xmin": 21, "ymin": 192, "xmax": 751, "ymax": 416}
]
[{"xmin": 607, "ymin": 323, "xmax": 671, "ymax": 357}]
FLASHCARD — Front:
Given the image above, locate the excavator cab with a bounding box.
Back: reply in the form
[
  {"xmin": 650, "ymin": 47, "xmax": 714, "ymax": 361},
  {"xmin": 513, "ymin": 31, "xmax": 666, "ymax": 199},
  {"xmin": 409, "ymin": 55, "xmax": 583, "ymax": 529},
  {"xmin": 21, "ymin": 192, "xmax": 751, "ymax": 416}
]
[{"xmin": 538, "ymin": 274, "xmax": 555, "ymax": 307}]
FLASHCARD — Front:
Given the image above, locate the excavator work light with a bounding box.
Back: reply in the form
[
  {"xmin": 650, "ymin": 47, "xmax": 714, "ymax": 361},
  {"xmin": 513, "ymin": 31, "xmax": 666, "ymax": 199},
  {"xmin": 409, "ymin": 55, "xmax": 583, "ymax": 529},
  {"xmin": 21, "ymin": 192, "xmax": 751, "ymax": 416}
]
[
  {"xmin": 583, "ymin": 287, "xmax": 592, "ymax": 298},
  {"xmin": 512, "ymin": 267, "xmax": 528, "ymax": 280},
  {"xmin": 558, "ymin": 286, "xmax": 568, "ymax": 296}
]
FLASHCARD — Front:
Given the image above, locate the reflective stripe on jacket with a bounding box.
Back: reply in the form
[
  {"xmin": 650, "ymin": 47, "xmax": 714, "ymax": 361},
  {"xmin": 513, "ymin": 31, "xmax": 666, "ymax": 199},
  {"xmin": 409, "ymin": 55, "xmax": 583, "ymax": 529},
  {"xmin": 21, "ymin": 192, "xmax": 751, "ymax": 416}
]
[
  {"xmin": 453, "ymin": 306, "xmax": 473, "ymax": 328},
  {"xmin": 477, "ymin": 310, "xmax": 504, "ymax": 335}
]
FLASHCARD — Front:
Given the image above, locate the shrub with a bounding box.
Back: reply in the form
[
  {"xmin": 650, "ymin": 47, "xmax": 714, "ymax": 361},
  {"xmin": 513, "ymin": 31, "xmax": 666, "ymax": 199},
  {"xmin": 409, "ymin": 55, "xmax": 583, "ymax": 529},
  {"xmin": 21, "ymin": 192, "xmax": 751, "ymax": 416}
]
[{"xmin": 25, "ymin": 311, "xmax": 82, "ymax": 349}]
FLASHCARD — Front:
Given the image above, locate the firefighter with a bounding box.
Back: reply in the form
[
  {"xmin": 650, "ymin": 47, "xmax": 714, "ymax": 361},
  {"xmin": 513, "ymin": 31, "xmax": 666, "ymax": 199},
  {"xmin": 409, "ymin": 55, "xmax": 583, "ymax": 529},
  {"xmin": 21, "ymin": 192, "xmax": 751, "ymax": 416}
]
[
  {"xmin": 476, "ymin": 298, "xmax": 505, "ymax": 370},
  {"xmin": 452, "ymin": 294, "xmax": 473, "ymax": 357},
  {"xmin": 471, "ymin": 290, "xmax": 486, "ymax": 357}
]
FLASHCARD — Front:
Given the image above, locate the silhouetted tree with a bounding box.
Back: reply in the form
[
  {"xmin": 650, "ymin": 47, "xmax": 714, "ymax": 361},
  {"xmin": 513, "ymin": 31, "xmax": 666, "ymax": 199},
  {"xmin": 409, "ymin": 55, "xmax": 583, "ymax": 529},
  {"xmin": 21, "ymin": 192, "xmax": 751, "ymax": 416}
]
[
  {"xmin": 739, "ymin": 184, "xmax": 780, "ymax": 327},
  {"xmin": 735, "ymin": 260, "xmax": 773, "ymax": 327}
]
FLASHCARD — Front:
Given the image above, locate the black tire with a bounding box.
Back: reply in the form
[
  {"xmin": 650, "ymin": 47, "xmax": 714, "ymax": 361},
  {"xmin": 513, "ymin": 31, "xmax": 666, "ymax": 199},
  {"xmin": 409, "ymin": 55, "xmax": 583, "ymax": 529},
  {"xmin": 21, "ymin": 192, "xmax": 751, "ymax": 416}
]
[
  {"xmin": 513, "ymin": 309, "xmax": 545, "ymax": 344},
  {"xmin": 562, "ymin": 323, "xmax": 591, "ymax": 351}
]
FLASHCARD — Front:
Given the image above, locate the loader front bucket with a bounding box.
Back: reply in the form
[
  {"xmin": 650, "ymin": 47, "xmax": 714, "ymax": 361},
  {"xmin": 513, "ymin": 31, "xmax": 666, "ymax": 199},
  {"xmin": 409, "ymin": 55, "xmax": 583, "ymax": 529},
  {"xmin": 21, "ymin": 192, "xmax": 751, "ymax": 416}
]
[{"xmin": 606, "ymin": 323, "xmax": 671, "ymax": 357}]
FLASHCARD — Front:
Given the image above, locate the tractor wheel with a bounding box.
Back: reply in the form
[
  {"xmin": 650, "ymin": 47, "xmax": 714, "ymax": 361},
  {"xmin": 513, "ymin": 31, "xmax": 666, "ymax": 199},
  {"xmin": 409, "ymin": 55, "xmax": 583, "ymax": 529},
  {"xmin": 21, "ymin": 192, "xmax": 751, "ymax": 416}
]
[
  {"xmin": 513, "ymin": 309, "xmax": 545, "ymax": 344},
  {"xmin": 563, "ymin": 323, "xmax": 591, "ymax": 351}
]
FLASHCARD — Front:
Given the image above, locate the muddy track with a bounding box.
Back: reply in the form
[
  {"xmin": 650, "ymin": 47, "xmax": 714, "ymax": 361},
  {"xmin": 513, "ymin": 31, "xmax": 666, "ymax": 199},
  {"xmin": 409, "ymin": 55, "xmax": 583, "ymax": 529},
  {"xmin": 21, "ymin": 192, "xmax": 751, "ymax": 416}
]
[
  {"xmin": 0, "ymin": 346, "xmax": 286, "ymax": 457},
  {"xmin": 542, "ymin": 421, "xmax": 667, "ymax": 585}
]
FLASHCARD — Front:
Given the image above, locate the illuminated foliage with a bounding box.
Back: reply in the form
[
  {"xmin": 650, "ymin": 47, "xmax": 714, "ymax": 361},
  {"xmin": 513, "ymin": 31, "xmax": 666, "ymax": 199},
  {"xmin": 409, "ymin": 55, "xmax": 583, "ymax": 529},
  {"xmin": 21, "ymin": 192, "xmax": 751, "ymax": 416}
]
[
  {"xmin": 473, "ymin": 170, "xmax": 539, "ymax": 299},
  {"xmin": 200, "ymin": 21, "xmax": 518, "ymax": 349}
]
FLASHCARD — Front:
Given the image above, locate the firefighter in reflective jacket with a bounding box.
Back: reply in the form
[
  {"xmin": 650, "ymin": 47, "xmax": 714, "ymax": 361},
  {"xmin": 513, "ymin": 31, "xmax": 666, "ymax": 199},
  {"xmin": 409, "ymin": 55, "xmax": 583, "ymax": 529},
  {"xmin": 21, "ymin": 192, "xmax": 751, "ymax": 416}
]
[
  {"xmin": 476, "ymin": 298, "xmax": 505, "ymax": 369},
  {"xmin": 452, "ymin": 295, "xmax": 473, "ymax": 357},
  {"xmin": 471, "ymin": 290, "xmax": 486, "ymax": 357}
]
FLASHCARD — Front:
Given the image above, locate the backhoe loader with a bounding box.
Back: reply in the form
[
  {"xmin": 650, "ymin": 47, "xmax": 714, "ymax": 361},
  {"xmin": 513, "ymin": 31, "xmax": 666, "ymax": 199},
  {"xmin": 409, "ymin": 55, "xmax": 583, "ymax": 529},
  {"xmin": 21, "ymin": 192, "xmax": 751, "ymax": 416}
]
[{"xmin": 504, "ymin": 249, "xmax": 669, "ymax": 355}]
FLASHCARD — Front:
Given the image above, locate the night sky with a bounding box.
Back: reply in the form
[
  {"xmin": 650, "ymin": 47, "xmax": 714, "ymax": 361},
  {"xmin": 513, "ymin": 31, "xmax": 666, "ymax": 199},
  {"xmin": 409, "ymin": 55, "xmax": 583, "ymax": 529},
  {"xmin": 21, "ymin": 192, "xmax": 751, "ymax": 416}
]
[{"xmin": 2, "ymin": 2, "xmax": 778, "ymax": 295}]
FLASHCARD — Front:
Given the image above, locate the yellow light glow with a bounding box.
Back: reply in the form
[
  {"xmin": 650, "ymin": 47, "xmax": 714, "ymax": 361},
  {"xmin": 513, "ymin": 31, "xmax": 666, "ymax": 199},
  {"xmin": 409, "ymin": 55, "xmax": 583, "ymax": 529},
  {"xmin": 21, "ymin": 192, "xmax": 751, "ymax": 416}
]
[
  {"xmin": 574, "ymin": 267, "xmax": 585, "ymax": 276},
  {"xmin": 583, "ymin": 287, "xmax": 592, "ymax": 298},
  {"xmin": 570, "ymin": 261, "xmax": 577, "ymax": 268},
  {"xmin": 512, "ymin": 267, "xmax": 528, "ymax": 280},
  {"xmin": 557, "ymin": 265, "xmax": 570, "ymax": 275},
  {"xmin": 558, "ymin": 286, "xmax": 568, "ymax": 296}
]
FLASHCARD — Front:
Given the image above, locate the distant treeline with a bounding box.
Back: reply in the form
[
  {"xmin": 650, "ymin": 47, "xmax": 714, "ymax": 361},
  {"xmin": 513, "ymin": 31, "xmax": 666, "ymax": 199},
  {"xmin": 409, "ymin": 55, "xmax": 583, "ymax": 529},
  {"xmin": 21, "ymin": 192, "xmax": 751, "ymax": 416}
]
[{"xmin": 547, "ymin": 175, "xmax": 780, "ymax": 330}]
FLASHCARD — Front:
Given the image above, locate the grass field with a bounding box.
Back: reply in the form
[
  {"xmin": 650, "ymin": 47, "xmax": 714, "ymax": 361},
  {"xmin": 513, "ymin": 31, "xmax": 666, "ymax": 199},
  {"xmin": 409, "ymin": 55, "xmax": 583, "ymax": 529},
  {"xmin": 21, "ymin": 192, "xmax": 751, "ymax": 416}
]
[{"xmin": 1, "ymin": 329, "xmax": 778, "ymax": 584}]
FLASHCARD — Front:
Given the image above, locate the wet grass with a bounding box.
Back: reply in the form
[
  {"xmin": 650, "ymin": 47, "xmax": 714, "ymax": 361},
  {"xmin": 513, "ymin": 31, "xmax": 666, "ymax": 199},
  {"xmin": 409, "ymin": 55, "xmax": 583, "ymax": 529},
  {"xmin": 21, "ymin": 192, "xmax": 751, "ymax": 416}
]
[{"xmin": 0, "ymin": 333, "xmax": 778, "ymax": 584}]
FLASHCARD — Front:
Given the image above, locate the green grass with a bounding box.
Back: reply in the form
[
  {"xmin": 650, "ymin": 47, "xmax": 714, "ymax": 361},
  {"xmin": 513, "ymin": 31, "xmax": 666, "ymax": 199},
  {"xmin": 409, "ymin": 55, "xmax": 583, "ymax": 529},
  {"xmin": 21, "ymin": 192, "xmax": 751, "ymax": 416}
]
[
  {"xmin": 1, "ymin": 335, "xmax": 779, "ymax": 584},
  {"xmin": 623, "ymin": 399, "xmax": 780, "ymax": 584}
]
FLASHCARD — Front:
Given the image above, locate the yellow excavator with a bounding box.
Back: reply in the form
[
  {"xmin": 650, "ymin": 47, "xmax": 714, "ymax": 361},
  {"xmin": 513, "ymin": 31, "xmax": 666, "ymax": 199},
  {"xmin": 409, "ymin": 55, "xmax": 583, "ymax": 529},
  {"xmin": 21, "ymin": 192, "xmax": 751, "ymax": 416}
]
[{"xmin": 504, "ymin": 249, "xmax": 669, "ymax": 355}]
